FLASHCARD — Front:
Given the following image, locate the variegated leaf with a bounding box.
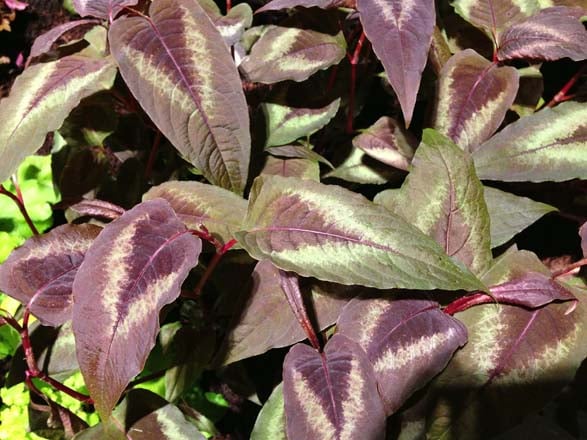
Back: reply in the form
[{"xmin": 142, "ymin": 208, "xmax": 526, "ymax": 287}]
[
  {"xmin": 199, "ymin": 0, "xmax": 253, "ymax": 47},
  {"xmin": 263, "ymin": 99, "xmax": 340, "ymax": 147},
  {"xmin": 0, "ymin": 224, "xmax": 100, "ymax": 327},
  {"xmin": 73, "ymin": 0, "xmax": 138, "ymax": 20},
  {"xmin": 109, "ymin": 0, "xmax": 251, "ymax": 194},
  {"xmin": 262, "ymin": 155, "xmax": 320, "ymax": 181},
  {"xmin": 267, "ymin": 144, "xmax": 334, "ymax": 168},
  {"xmin": 377, "ymin": 130, "xmax": 492, "ymax": 276},
  {"xmin": 483, "ymin": 186, "xmax": 556, "ymax": 247},
  {"xmin": 72, "ymin": 199, "xmax": 201, "ymax": 419},
  {"xmin": 143, "ymin": 180, "xmax": 247, "ymax": 246},
  {"xmin": 257, "ymin": 0, "xmax": 350, "ymax": 13},
  {"xmin": 358, "ymin": 0, "xmax": 435, "ymax": 126},
  {"xmin": 497, "ymin": 7, "xmax": 587, "ymax": 61},
  {"xmin": 324, "ymin": 146, "xmax": 399, "ymax": 184},
  {"xmin": 352, "ymin": 116, "xmax": 416, "ymax": 170},
  {"xmin": 236, "ymin": 175, "xmax": 485, "ymax": 291},
  {"xmin": 337, "ymin": 298, "xmax": 468, "ymax": 415},
  {"xmin": 29, "ymin": 19, "xmax": 98, "ymax": 60},
  {"xmin": 472, "ymin": 101, "xmax": 587, "ymax": 181},
  {"xmin": 283, "ymin": 334, "xmax": 386, "ymax": 440},
  {"xmin": 219, "ymin": 260, "xmax": 348, "ymax": 365},
  {"xmin": 433, "ymin": 49, "xmax": 519, "ymax": 151},
  {"xmin": 0, "ymin": 55, "xmax": 117, "ymax": 184},
  {"xmin": 251, "ymin": 383, "xmax": 286, "ymax": 440},
  {"xmin": 239, "ymin": 26, "xmax": 346, "ymax": 84}
]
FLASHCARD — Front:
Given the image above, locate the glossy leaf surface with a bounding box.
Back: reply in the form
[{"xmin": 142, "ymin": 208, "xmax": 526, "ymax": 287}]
[
  {"xmin": 483, "ymin": 186, "xmax": 556, "ymax": 247},
  {"xmin": 497, "ymin": 7, "xmax": 587, "ymax": 62},
  {"xmin": 377, "ymin": 130, "xmax": 492, "ymax": 276},
  {"xmin": 358, "ymin": 0, "xmax": 435, "ymax": 126},
  {"xmin": 0, "ymin": 55, "xmax": 117, "ymax": 184},
  {"xmin": 433, "ymin": 49, "xmax": 519, "ymax": 151},
  {"xmin": 237, "ymin": 174, "xmax": 484, "ymax": 291},
  {"xmin": 472, "ymin": 101, "xmax": 587, "ymax": 182},
  {"xmin": 73, "ymin": 0, "xmax": 138, "ymax": 20},
  {"xmin": 251, "ymin": 383, "xmax": 286, "ymax": 440},
  {"xmin": 143, "ymin": 180, "xmax": 247, "ymax": 246},
  {"xmin": 0, "ymin": 224, "xmax": 100, "ymax": 327},
  {"xmin": 240, "ymin": 26, "xmax": 346, "ymax": 84},
  {"xmin": 109, "ymin": 0, "xmax": 251, "ymax": 193},
  {"xmin": 338, "ymin": 298, "xmax": 467, "ymax": 415},
  {"xmin": 283, "ymin": 334, "xmax": 386, "ymax": 440},
  {"xmin": 72, "ymin": 199, "xmax": 201, "ymax": 418},
  {"xmin": 352, "ymin": 116, "xmax": 415, "ymax": 170},
  {"xmin": 264, "ymin": 99, "xmax": 340, "ymax": 147}
]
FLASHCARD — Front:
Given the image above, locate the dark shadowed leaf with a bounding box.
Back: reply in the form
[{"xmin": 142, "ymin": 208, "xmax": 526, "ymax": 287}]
[
  {"xmin": 29, "ymin": 19, "xmax": 98, "ymax": 60},
  {"xmin": 0, "ymin": 224, "xmax": 100, "ymax": 327},
  {"xmin": 239, "ymin": 26, "xmax": 346, "ymax": 84},
  {"xmin": 237, "ymin": 174, "xmax": 485, "ymax": 291},
  {"xmin": 283, "ymin": 334, "xmax": 386, "ymax": 440},
  {"xmin": 109, "ymin": 0, "xmax": 251, "ymax": 193},
  {"xmin": 66, "ymin": 199, "xmax": 126, "ymax": 223},
  {"xmin": 472, "ymin": 101, "xmax": 587, "ymax": 181},
  {"xmin": 483, "ymin": 186, "xmax": 556, "ymax": 247},
  {"xmin": 358, "ymin": 0, "xmax": 435, "ymax": 126},
  {"xmin": 433, "ymin": 49, "xmax": 519, "ymax": 151},
  {"xmin": 263, "ymin": 99, "xmax": 340, "ymax": 147},
  {"xmin": 497, "ymin": 7, "xmax": 587, "ymax": 62},
  {"xmin": 337, "ymin": 298, "xmax": 468, "ymax": 414},
  {"xmin": 73, "ymin": 0, "xmax": 138, "ymax": 20},
  {"xmin": 0, "ymin": 55, "xmax": 117, "ymax": 184},
  {"xmin": 376, "ymin": 130, "xmax": 492, "ymax": 276},
  {"xmin": 251, "ymin": 383, "xmax": 286, "ymax": 440},
  {"xmin": 199, "ymin": 0, "xmax": 253, "ymax": 47},
  {"xmin": 257, "ymin": 0, "xmax": 349, "ymax": 13},
  {"xmin": 143, "ymin": 181, "xmax": 247, "ymax": 246},
  {"xmin": 72, "ymin": 199, "xmax": 201, "ymax": 419},
  {"xmin": 219, "ymin": 260, "xmax": 349, "ymax": 365},
  {"xmin": 262, "ymin": 155, "xmax": 320, "ymax": 181},
  {"xmin": 324, "ymin": 147, "xmax": 399, "ymax": 184},
  {"xmin": 352, "ymin": 116, "xmax": 416, "ymax": 170},
  {"xmin": 267, "ymin": 144, "xmax": 334, "ymax": 168},
  {"xmin": 511, "ymin": 66, "xmax": 544, "ymax": 117}
]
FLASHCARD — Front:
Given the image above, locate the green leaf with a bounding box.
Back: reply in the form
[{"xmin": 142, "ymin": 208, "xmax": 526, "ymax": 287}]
[
  {"xmin": 472, "ymin": 101, "xmax": 587, "ymax": 182},
  {"xmin": 262, "ymin": 156, "xmax": 320, "ymax": 181},
  {"xmin": 483, "ymin": 186, "xmax": 557, "ymax": 247},
  {"xmin": 324, "ymin": 146, "xmax": 399, "ymax": 184},
  {"xmin": 263, "ymin": 99, "xmax": 340, "ymax": 147},
  {"xmin": 237, "ymin": 175, "xmax": 485, "ymax": 291},
  {"xmin": 0, "ymin": 319, "xmax": 19, "ymax": 359},
  {"xmin": 0, "ymin": 55, "xmax": 117, "ymax": 184},
  {"xmin": 251, "ymin": 383, "xmax": 286, "ymax": 440},
  {"xmin": 376, "ymin": 129, "xmax": 492, "ymax": 276},
  {"xmin": 240, "ymin": 26, "xmax": 346, "ymax": 83}
]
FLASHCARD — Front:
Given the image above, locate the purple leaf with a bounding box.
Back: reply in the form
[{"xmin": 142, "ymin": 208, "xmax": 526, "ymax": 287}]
[
  {"xmin": 0, "ymin": 224, "xmax": 101, "ymax": 327},
  {"xmin": 256, "ymin": 0, "xmax": 350, "ymax": 13},
  {"xmin": 73, "ymin": 0, "xmax": 139, "ymax": 20},
  {"xmin": 283, "ymin": 334, "xmax": 386, "ymax": 439},
  {"xmin": 29, "ymin": 20, "xmax": 99, "ymax": 60},
  {"xmin": 490, "ymin": 272, "xmax": 576, "ymax": 307},
  {"xmin": 67, "ymin": 199, "xmax": 126, "ymax": 222},
  {"xmin": 109, "ymin": 0, "xmax": 251, "ymax": 194},
  {"xmin": 337, "ymin": 298, "xmax": 467, "ymax": 414},
  {"xmin": 580, "ymin": 222, "xmax": 587, "ymax": 258},
  {"xmin": 352, "ymin": 116, "xmax": 416, "ymax": 170},
  {"xmin": 433, "ymin": 49, "xmax": 519, "ymax": 151},
  {"xmin": 497, "ymin": 7, "xmax": 587, "ymax": 61},
  {"xmin": 4, "ymin": 0, "xmax": 27, "ymax": 10},
  {"xmin": 358, "ymin": 0, "xmax": 435, "ymax": 126},
  {"xmin": 72, "ymin": 199, "xmax": 201, "ymax": 419}
]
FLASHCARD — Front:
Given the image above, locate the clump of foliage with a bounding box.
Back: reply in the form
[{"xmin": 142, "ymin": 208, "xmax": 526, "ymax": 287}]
[{"xmin": 0, "ymin": 0, "xmax": 586, "ymax": 438}]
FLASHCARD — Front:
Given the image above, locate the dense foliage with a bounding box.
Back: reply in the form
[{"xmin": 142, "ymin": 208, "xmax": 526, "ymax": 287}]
[{"xmin": 0, "ymin": 0, "xmax": 586, "ymax": 438}]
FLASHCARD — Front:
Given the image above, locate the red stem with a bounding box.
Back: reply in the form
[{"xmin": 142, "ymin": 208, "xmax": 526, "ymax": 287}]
[
  {"xmin": 144, "ymin": 130, "xmax": 162, "ymax": 180},
  {"xmin": 443, "ymin": 292, "xmax": 490, "ymax": 315},
  {"xmin": 552, "ymin": 257, "xmax": 587, "ymax": 279},
  {"xmin": 226, "ymin": 0, "xmax": 232, "ymax": 12},
  {"xmin": 346, "ymin": 31, "xmax": 366, "ymax": 134},
  {"xmin": 546, "ymin": 63, "xmax": 586, "ymax": 109},
  {"xmin": 0, "ymin": 184, "xmax": 39, "ymax": 236}
]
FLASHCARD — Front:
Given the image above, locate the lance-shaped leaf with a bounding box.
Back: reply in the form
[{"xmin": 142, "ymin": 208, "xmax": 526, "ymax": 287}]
[
  {"xmin": 489, "ymin": 272, "xmax": 576, "ymax": 307},
  {"xmin": 219, "ymin": 260, "xmax": 349, "ymax": 365},
  {"xmin": 484, "ymin": 186, "xmax": 556, "ymax": 247},
  {"xmin": 240, "ymin": 26, "xmax": 346, "ymax": 84},
  {"xmin": 337, "ymin": 298, "xmax": 468, "ymax": 414},
  {"xmin": 256, "ymin": 0, "xmax": 350, "ymax": 13},
  {"xmin": 358, "ymin": 0, "xmax": 435, "ymax": 126},
  {"xmin": 0, "ymin": 224, "xmax": 100, "ymax": 327},
  {"xmin": 29, "ymin": 19, "xmax": 98, "ymax": 60},
  {"xmin": 251, "ymin": 383, "xmax": 286, "ymax": 440},
  {"xmin": 472, "ymin": 101, "xmax": 587, "ymax": 182},
  {"xmin": 0, "ymin": 55, "xmax": 117, "ymax": 184},
  {"xmin": 143, "ymin": 181, "xmax": 247, "ymax": 246},
  {"xmin": 433, "ymin": 49, "xmax": 519, "ymax": 152},
  {"xmin": 267, "ymin": 144, "xmax": 334, "ymax": 168},
  {"xmin": 325, "ymin": 146, "xmax": 400, "ymax": 185},
  {"xmin": 237, "ymin": 175, "xmax": 485, "ymax": 291},
  {"xmin": 199, "ymin": 0, "xmax": 253, "ymax": 47},
  {"xmin": 378, "ymin": 130, "xmax": 492, "ymax": 276},
  {"xmin": 352, "ymin": 116, "xmax": 416, "ymax": 170},
  {"xmin": 264, "ymin": 99, "xmax": 340, "ymax": 147},
  {"xmin": 72, "ymin": 199, "xmax": 201, "ymax": 419},
  {"xmin": 262, "ymin": 156, "xmax": 320, "ymax": 181},
  {"xmin": 73, "ymin": 0, "xmax": 138, "ymax": 20},
  {"xmin": 497, "ymin": 7, "xmax": 587, "ymax": 62},
  {"xmin": 66, "ymin": 199, "xmax": 126, "ymax": 223},
  {"xmin": 109, "ymin": 0, "xmax": 251, "ymax": 194},
  {"xmin": 283, "ymin": 334, "xmax": 386, "ymax": 440}
]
